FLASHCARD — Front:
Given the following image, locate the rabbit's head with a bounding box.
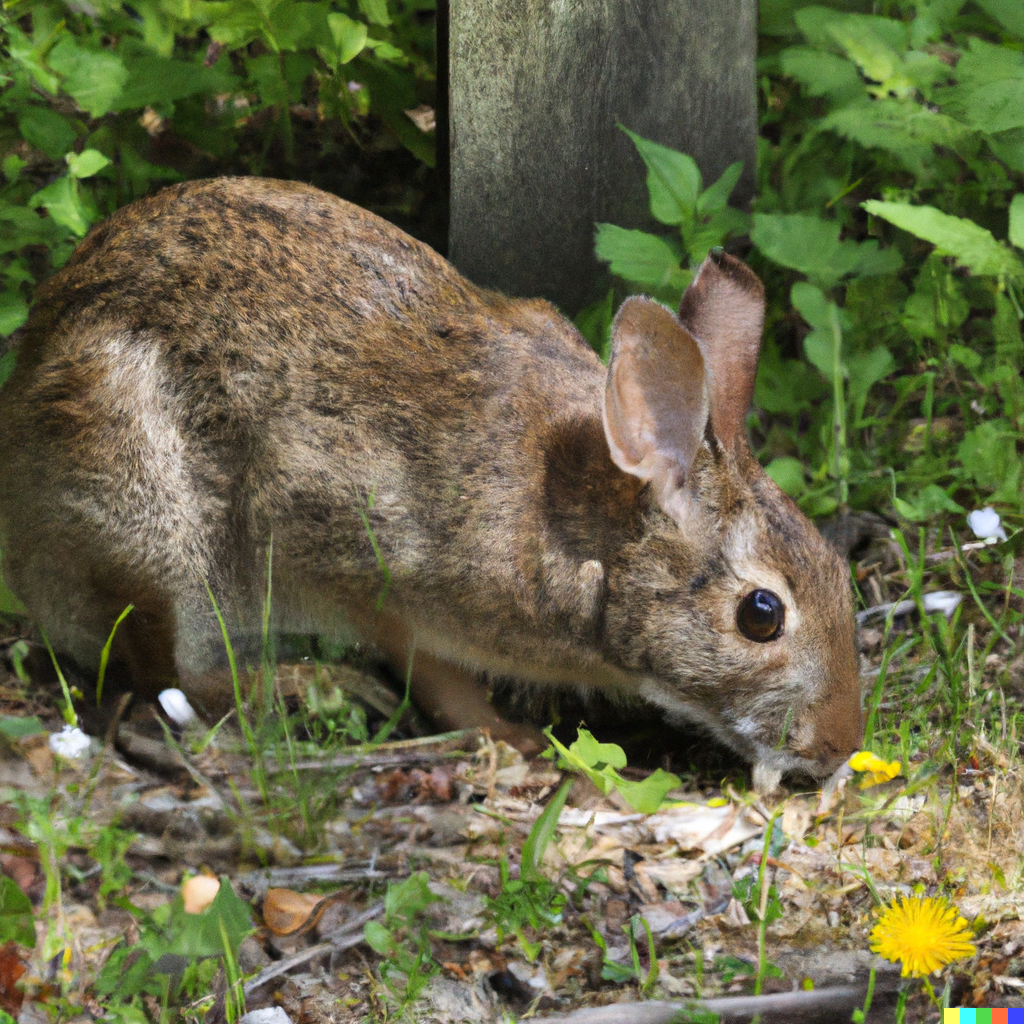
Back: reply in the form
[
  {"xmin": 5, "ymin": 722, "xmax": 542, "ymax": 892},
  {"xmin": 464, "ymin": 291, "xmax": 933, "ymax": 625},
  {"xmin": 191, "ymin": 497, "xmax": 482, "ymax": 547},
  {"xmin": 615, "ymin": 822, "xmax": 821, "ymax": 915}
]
[{"xmin": 600, "ymin": 250, "xmax": 863, "ymax": 782}]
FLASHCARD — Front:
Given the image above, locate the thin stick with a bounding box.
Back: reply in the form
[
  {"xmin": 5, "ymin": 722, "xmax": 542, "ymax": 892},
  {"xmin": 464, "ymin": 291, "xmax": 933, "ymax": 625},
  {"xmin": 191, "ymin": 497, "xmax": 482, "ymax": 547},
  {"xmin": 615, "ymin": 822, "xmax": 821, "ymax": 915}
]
[{"xmin": 536, "ymin": 980, "xmax": 895, "ymax": 1022}]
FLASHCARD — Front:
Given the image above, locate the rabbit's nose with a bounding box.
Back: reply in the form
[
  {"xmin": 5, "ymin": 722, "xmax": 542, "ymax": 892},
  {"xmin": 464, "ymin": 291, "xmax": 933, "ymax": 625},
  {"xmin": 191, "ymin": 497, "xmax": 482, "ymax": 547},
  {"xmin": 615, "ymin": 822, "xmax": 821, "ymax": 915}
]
[{"xmin": 793, "ymin": 684, "xmax": 865, "ymax": 776}]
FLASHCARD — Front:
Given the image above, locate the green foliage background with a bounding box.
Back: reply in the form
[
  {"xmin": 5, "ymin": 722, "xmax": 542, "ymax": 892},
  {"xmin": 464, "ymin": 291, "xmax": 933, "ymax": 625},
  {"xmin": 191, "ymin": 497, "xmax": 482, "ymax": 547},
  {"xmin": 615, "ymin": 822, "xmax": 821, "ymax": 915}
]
[
  {"xmin": 592, "ymin": 0, "xmax": 1024, "ymax": 525},
  {"xmin": 1, "ymin": 0, "xmax": 1023, "ymax": 531}
]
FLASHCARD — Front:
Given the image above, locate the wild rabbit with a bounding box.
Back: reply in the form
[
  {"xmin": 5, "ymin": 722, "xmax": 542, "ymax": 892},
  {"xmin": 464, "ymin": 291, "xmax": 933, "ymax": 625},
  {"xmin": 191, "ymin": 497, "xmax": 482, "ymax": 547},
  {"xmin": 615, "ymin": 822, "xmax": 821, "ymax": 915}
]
[{"xmin": 0, "ymin": 177, "xmax": 863, "ymax": 784}]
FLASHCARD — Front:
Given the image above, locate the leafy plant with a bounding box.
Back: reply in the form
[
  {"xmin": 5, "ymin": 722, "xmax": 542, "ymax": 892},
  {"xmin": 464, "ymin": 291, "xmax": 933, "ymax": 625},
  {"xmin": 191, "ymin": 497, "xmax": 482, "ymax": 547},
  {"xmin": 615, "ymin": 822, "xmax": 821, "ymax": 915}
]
[
  {"xmin": 485, "ymin": 778, "xmax": 572, "ymax": 961},
  {"xmin": 363, "ymin": 871, "xmax": 439, "ymax": 1007},
  {"xmin": 94, "ymin": 878, "xmax": 254, "ymax": 1021},
  {"xmin": 543, "ymin": 727, "xmax": 681, "ymax": 813},
  {"xmin": 0, "ymin": 0, "xmax": 436, "ymax": 344},
  {"xmin": 590, "ymin": 0, "xmax": 1024, "ymax": 523}
]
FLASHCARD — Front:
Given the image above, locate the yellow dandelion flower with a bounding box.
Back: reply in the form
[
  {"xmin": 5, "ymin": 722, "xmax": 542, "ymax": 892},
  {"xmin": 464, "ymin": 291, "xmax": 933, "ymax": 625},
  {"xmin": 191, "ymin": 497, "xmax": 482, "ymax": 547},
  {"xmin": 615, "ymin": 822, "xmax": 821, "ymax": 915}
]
[
  {"xmin": 848, "ymin": 750, "xmax": 901, "ymax": 788},
  {"xmin": 869, "ymin": 896, "xmax": 976, "ymax": 977}
]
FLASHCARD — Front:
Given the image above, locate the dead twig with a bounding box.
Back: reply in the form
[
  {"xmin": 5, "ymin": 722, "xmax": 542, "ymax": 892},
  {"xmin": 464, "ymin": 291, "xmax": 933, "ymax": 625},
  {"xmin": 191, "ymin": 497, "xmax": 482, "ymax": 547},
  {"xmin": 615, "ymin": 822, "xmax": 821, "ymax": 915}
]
[
  {"xmin": 243, "ymin": 901, "xmax": 384, "ymax": 995},
  {"xmin": 535, "ymin": 980, "xmax": 896, "ymax": 1022}
]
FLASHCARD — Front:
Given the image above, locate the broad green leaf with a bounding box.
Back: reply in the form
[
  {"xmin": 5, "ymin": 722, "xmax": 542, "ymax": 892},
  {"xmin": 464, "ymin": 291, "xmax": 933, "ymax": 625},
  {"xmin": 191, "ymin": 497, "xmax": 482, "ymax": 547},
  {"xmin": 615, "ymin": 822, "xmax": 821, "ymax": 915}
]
[
  {"xmin": 327, "ymin": 12, "xmax": 369, "ymax": 64},
  {"xmin": 791, "ymin": 281, "xmax": 830, "ymax": 329},
  {"xmin": 612, "ymin": 769, "xmax": 682, "ymax": 816},
  {"xmin": 594, "ymin": 224, "xmax": 686, "ymax": 290},
  {"xmin": 1009, "ymin": 194, "xmax": 1024, "ymax": 250},
  {"xmin": 17, "ymin": 106, "xmax": 77, "ymax": 160},
  {"xmin": 363, "ymin": 919, "xmax": 392, "ymax": 955},
  {"xmin": 47, "ymin": 39, "xmax": 128, "ymax": 118},
  {"xmin": 67, "ymin": 149, "xmax": 110, "ymax": 179},
  {"xmin": 622, "ymin": 127, "xmax": 701, "ymax": 227},
  {"xmin": 827, "ymin": 22, "xmax": 899, "ymax": 87},
  {"xmin": 752, "ymin": 213, "xmax": 900, "ymax": 288},
  {"xmin": 167, "ymin": 878, "xmax": 253, "ymax": 958},
  {"xmin": 820, "ymin": 100, "xmax": 970, "ymax": 179},
  {"xmin": 795, "ymin": 7, "xmax": 906, "ymax": 53},
  {"xmin": 113, "ymin": 55, "xmax": 237, "ymax": 111},
  {"xmin": 571, "ymin": 729, "xmax": 627, "ymax": 770},
  {"xmin": 0, "ymin": 874, "xmax": 36, "ymax": 947},
  {"xmin": 989, "ymin": 129, "xmax": 1024, "ymax": 176},
  {"xmin": 29, "ymin": 176, "xmax": 93, "ymax": 236},
  {"xmin": 975, "ymin": 0, "xmax": 1024, "ymax": 35},
  {"xmin": 696, "ymin": 161, "xmax": 743, "ymax": 216},
  {"xmin": 270, "ymin": 0, "xmax": 332, "ymax": 50},
  {"xmin": 358, "ymin": 0, "xmax": 390, "ymax": 26},
  {"xmin": 993, "ymin": 291, "xmax": 1023, "ymax": 370},
  {"xmin": 778, "ymin": 46, "xmax": 864, "ymax": 104},
  {"xmin": 5, "ymin": 25, "xmax": 62, "ymax": 94},
  {"xmin": 766, "ymin": 457, "xmax": 806, "ymax": 497},
  {"xmin": 804, "ymin": 328, "xmax": 841, "ymax": 379},
  {"xmin": 948, "ymin": 81, "xmax": 1024, "ymax": 134},
  {"xmin": 863, "ymin": 200, "xmax": 1024, "ymax": 280}
]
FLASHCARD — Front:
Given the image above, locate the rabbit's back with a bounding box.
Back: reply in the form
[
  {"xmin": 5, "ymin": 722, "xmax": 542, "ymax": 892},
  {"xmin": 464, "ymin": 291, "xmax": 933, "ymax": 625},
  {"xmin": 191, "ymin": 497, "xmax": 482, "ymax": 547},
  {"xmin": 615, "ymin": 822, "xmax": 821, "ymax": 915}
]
[{"xmin": 0, "ymin": 178, "xmax": 609, "ymax": 679}]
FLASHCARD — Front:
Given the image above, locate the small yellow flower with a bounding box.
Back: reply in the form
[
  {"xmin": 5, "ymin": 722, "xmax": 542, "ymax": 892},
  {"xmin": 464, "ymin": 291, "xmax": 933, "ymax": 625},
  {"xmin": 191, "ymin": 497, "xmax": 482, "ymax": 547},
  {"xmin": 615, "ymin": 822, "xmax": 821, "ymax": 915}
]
[
  {"xmin": 848, "ymin": 750, "xmax": 901, "ymax": 788},
  {"xmin": 869, "ymin": 896, "xmax": 976, "ymax": 977}
]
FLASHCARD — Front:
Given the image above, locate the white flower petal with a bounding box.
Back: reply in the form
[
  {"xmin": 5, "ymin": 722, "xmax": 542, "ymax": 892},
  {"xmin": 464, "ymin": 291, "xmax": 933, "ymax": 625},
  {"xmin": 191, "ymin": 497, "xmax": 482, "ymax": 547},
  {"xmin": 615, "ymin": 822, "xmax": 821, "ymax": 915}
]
[
  {"xmin": 49, "ymin": 725, "xmax": 91, "ymax": 759},
  {"xmin": 967, "ymin": 507, "xmax": 1007, "ymax": 542},
  {"xmin": 158, "ymin": 688, "xmax": 197, "ymax": 725}
]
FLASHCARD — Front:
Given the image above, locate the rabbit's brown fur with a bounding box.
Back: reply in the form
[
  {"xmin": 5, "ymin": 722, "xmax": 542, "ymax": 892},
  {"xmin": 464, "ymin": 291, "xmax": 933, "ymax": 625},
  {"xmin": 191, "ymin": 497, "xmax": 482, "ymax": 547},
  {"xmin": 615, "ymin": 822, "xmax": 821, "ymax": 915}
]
[{"xmin": 0, "ymin": 177, "xmax": 863, "ymax": 780}]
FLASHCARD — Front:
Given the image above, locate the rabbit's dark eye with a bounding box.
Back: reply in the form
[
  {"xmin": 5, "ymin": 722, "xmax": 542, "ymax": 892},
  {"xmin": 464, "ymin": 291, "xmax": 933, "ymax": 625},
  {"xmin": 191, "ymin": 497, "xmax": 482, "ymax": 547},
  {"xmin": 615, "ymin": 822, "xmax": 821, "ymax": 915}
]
[{"xmin": 737, "ymin": 589, "xmax": 784, "ymax": 642}]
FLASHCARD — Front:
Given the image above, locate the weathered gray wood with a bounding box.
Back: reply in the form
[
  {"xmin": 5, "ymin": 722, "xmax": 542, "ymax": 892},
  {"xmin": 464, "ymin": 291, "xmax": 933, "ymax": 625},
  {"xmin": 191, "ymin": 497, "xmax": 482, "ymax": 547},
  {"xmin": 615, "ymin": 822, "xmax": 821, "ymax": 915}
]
[{"xmin": 448, "ymin": 0, "xmax": 757, "ymax": 313}]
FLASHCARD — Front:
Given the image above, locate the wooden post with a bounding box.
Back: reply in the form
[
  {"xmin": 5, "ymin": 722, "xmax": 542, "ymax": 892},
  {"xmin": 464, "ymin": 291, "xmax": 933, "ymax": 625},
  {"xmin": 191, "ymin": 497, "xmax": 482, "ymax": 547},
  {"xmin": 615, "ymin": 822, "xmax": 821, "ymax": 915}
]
[{"xmin": 447, "ymin": 0, "xmax": 758, "ymax": 314}]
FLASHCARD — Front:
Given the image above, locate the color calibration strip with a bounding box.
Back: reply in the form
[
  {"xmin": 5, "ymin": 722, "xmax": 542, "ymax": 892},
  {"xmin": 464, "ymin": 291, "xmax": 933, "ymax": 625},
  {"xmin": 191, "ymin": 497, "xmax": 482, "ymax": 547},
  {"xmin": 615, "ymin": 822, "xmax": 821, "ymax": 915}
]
[{"xmin": 944, "ymin": 1011, "xmax": 1024, "ymax": 1022}]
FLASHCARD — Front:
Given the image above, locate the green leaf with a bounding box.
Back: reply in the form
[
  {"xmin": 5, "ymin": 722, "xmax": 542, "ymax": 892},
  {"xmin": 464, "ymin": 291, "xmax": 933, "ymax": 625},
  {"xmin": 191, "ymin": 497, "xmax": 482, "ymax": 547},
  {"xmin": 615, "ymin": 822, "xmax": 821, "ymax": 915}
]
[
  {"xmin": 167, "ymin": 878, "xmax": 253, "ymax": 958},
  {"xmin": 975, "ymin": 0, "xmax": 1024, "ymax": 35},
  {"xmin": 0, "ymin": 717, "xmax": 44, "ymax": 738},
  {"xmin": 594, "ymin": 224, "xmax": 687, "ymax": 290},
  {"xmin": 778, "ymin": 46, "xmax": 864, "ymax": 104},
  {"xmin": 791, "ymin": 281, "xmax": 830, "ymax": 329},
  {"xmin": 894, "ymin": 484, "xmax": 965, "ymax": 521},
  {"xmin": 363, "ymin": 919, "xmax": 393, "ymax": 955},
  {"xmin": 766, "ymin": 457, "xmax": 806, "ymax": 497},
  {"xmin": 1009, "ymin": 194, "xmax": 1024, "ymax": 250},
  {"xmin": 358, "ymin": 0, "xmax": 390, "ymax": 26},
  {"xmin": 622, "ymin": 127, "xmax": 701, "ymax": 227},
  {"xmin": 696, "ymin": 161, "xmax": 743, "ymax": 216},
  {"xmin": 67, "ymin": 149, "xmax": 110, "ymax": 179},
  {"xmin": 571, "ymin": 729, "xmax": 628, "ymax": 771},
  {"xmin": 17, "ymin": 106, "xmax": 77, "ymax": 160},
  {"xmin": 957, "ymin": 420, "xmax": 1021, "ymax": 498},
  {"xmin": 819, "ymin": 100, "xmax": 970, "ymax": 180},
  {"xmin": 47, "ymin": 39, "xmax": 128, "ymax": 118},
  {"xmin": 612, "ymin": 769, "xmax": 683, "ymax": 815},
  {"xmin": 752, "ymin": 213, "xmax": 901, "ymax": 289},
  {"xmin": 327, "ymin": 12, "xmax": 369, "ymax": 64},
  {"xmin": 520, "ymin": 779, "xmax": 572, "ymax": 882},
  {"xmin": 0, "ymin": 296, "xmax": 29, "ymax": 337},
  {"xmin": 29, "ymin": 176, "xmax": 93, "ymax": 236},
  {"xmin": 113, "ymin": 54, "xmax": 238, "ymax": 112},
  {"xmin": 863, "ymin": 200, "xmax": 1024, "ymax": 280},
  {"xmin": 0, "ymin": 874, "xmax": 36, "ymax": 947}
]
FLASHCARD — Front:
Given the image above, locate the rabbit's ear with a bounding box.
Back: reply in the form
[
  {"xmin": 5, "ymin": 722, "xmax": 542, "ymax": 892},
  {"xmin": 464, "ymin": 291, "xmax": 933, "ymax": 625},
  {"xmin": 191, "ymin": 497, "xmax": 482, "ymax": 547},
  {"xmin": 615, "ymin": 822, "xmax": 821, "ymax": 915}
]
[
  {"xmin": 677, "ymin": 249, "xmax": 765, "ymax": 452},
  {"xmin": 603, "ymin": 297, "xmax": 708, "ymax": 504}
]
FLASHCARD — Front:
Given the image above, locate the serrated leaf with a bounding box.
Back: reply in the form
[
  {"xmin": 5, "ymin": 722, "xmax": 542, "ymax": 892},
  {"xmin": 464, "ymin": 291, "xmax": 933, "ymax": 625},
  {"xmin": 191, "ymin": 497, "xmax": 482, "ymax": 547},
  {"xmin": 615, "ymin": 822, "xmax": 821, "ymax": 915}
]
[
  {"xmin": 820, "ymin": 100, "xmax": 970, "ymax": 179},
  {"xmin": 779, "ymin": 46, "xmax": 864, "ymax": 103},
  {"xmin": 594, "ymin": 224, "xmax": 686, "ymax": 290},
  {"xmin": 167, "ymin": 878, "xmax": 253, "ymax": 958},
  {"xmin": 67, "ymin": 148, "xmax": 110, "ymax": 179},
  {"xmin": 863, "ymin": 200, "xmax": 1024, "ymax": 280},
  {"xmin": 363, "ymin": 919, "xmax": 392, "ymax": 955},
  {"xmin": 622, "ymin": 127, "xmax": 701, "ymax": 226},
  {"xmin": 827, "ymin": 22, "xmax": 899, "ymax": 86}
]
